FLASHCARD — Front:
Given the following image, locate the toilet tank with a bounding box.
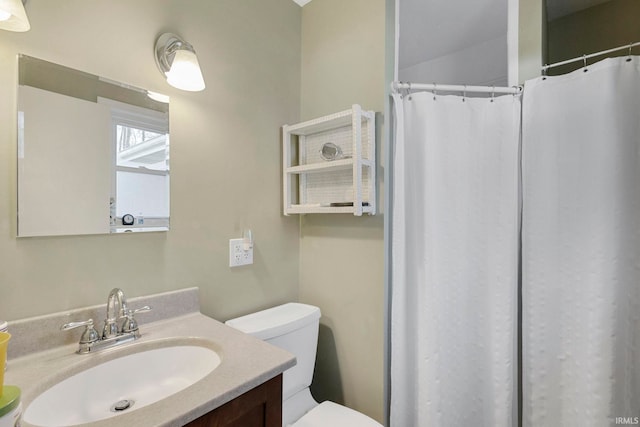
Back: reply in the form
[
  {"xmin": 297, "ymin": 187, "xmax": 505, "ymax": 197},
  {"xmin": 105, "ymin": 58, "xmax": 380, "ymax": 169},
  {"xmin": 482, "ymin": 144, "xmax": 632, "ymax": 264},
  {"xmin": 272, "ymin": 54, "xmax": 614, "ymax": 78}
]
[{"xmin": 225, "ymin": 303, "xmax": 321, "ymax": 401}]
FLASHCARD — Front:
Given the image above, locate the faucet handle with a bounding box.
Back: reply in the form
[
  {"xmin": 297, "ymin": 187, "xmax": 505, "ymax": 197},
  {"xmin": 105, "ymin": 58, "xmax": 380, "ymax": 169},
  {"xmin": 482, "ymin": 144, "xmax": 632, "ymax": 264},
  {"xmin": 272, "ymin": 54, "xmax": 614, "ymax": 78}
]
[
  {"xmin": 61, "ymin": 319, "xmax": 94, "ymax": 331},
  {"xmin": 121, "ymin": 306, "xmax": 152, "ymax": 336},
  {"xmin": 132, "ymin": 305, "xmax": 152, "ymax": 315},
  {"xmin": 61, "ymin": 319, "xmax": 99, "ymax": 346}
]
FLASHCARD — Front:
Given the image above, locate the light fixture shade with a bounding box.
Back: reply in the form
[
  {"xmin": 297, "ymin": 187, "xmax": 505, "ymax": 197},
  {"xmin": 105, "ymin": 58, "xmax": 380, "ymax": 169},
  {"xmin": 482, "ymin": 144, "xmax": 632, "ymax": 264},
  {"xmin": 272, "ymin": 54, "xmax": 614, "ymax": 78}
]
[
  {"xmin": 154, "ymin": 33, "xmax": 205, "ymax": 92},
  {"xmin": 0, "ymin": 0, "xmax": 30, "ymax": 32},
  {"xmin": 166, "ymin": 49, "xmax": 205, "ymax": 92}
]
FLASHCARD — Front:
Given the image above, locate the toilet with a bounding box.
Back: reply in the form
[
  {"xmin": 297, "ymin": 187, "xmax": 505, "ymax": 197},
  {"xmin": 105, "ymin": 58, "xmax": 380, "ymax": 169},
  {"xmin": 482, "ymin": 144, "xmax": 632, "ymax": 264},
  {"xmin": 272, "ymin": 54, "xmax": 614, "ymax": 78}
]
[{"xmin": 225, "ymin": 303, "xmax": 382, "ymax": 427}]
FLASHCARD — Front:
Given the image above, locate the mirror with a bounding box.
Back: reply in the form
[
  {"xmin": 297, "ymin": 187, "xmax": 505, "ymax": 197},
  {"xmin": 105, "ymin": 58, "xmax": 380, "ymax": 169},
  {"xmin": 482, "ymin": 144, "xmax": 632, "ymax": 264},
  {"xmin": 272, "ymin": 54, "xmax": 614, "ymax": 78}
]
[{"xmin": 17, "ymin": 55, "xmax": 170, "ymax": 237}]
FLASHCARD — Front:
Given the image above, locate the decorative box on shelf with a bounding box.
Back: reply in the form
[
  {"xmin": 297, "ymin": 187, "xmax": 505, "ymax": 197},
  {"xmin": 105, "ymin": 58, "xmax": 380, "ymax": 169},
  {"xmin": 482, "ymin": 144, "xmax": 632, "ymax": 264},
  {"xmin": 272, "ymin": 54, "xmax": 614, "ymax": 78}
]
[{"xmin": 282, "ymin": 104, "xmax": 376, "ymax": 216}]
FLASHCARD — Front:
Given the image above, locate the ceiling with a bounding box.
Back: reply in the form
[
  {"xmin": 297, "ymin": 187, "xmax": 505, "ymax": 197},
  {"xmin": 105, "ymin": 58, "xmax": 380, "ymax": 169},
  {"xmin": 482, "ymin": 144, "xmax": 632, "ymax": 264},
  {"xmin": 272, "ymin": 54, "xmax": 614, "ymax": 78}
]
[
  {"xmin": 399, "ymin": 0, "xmax": 507, "ymax": 70},
  {"xmin": 296, "ymin": 0, "xmax": 612, "ymax": 69},
  {"xmin": 399, "ymin": 0, "xmax": 613, "ymax": 70}
]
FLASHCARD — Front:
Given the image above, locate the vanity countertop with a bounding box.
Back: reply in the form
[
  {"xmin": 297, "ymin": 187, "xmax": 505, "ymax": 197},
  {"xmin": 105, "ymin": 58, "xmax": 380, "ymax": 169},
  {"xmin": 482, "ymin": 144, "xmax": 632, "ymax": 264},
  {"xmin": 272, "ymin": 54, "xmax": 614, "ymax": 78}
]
[{"xmin": 4, "ymin": 289, "xmax": 296, "ymax": 427}]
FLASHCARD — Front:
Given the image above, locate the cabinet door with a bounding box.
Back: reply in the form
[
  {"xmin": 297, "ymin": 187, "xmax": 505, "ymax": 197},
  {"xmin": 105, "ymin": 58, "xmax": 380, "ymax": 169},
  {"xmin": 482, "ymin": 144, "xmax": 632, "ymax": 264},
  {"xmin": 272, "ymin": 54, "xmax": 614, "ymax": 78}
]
[{"xmin": 184, "ymin": 374, "xmax": 282, "ymax": 427}]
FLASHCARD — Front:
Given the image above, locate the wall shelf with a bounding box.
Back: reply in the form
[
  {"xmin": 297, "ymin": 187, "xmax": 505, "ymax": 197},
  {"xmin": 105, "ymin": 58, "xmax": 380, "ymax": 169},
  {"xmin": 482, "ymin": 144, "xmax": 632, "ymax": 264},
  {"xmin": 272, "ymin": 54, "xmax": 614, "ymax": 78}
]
[{"xmin": 282, "ymin": 104, "xmax": 376, "ymax": 216}]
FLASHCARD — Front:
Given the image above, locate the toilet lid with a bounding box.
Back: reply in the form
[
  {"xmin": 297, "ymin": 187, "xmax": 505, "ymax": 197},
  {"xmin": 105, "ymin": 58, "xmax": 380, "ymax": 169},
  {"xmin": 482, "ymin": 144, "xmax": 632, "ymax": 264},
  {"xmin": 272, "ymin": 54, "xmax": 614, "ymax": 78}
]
[{"xmin": 292, "ymin": 401, "xmax": 382, "ymax": 427}]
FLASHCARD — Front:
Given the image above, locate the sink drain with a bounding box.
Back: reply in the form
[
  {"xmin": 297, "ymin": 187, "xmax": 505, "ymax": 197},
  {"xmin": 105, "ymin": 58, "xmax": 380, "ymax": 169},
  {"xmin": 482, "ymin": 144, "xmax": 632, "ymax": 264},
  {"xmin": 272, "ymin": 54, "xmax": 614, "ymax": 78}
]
[{"xmin": 110, "ymin": 399, "xmax": 135, "ymax": 413}]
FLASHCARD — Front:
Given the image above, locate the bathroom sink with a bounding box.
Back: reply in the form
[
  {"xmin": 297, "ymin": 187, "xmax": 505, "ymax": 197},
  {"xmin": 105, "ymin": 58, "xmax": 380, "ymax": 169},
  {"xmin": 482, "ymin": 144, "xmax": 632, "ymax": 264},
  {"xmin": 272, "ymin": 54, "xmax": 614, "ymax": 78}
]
[{"xmin": 23, "ymin": 344, "xmax": 222, "ymax": 426}]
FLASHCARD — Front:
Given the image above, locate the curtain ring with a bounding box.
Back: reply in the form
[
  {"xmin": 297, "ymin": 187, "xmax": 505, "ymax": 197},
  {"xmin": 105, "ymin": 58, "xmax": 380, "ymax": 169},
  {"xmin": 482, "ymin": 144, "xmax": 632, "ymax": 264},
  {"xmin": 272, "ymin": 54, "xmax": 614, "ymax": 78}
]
[
  {"xmin": 433, "ymin": 83, "xmax": 437, "ymax": 101},
  {"xmin": 462, "ymin": 85, "xmax": 467, "ymax": 102},
  {"xmin": 408, "ymin": 82, "xmax": 412, "ymax": 100},
  {"xmin": 583, "ymin": 54, "xmax": 588, "ymax": 72},
  {"xmin": 490, "ymin": 85, "xmax": 495, "ymax": 103},
  {"xmin": 627, "ymin": 43, "xmax": 634, "ymax": 62},
  {"xmin": 542, "ymin": 65, "xmax": 548, "ymax": 80},
  {"xmin": 512, "ymin": 86, "xmax": 522, "ymax": 98}
]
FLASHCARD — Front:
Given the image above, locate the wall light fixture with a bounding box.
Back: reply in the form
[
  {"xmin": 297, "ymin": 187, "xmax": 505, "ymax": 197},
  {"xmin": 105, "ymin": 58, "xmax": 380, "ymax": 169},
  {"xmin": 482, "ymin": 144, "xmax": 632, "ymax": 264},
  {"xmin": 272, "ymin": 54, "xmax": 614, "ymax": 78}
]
[
  {"xmin": 154, "ymin": 33, "xmax": 205, "ymax": 92},
  {"xmin": 0, "ymin": 0, "xmax": 30, "ymax": 32}
]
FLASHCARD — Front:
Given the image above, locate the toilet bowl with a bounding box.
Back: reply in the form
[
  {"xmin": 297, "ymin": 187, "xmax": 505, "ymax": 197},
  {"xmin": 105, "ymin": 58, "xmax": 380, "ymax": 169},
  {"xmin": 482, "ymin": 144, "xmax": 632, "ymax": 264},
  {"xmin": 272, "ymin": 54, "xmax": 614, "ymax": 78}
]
[{"xmin": 226, "ymin": 303, "xmax": 382, "ymax": 427}]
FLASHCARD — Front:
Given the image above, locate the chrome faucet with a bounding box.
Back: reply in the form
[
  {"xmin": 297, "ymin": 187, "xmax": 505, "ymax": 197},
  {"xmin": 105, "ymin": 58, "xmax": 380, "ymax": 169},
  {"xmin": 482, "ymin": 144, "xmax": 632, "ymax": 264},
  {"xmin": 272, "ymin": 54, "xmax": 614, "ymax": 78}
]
[
  {"xmin": 61, "ymin": 288, "xmax": 151, "ymax": 354},
  {"xmin": 103, "ymin": 288, "xmax": 128, "ymax": 339}
]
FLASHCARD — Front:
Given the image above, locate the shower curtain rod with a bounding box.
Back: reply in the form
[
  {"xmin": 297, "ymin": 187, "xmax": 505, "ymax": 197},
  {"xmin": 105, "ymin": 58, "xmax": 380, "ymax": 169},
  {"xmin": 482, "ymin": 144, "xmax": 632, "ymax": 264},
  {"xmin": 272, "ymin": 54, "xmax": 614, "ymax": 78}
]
[
  {"xmin": 542, "ymin": 41, "xmax": 640, "ymax": 72},
  {"xmin": 391, "ymin": 81, "xmax": 522, "ymax": 95}
]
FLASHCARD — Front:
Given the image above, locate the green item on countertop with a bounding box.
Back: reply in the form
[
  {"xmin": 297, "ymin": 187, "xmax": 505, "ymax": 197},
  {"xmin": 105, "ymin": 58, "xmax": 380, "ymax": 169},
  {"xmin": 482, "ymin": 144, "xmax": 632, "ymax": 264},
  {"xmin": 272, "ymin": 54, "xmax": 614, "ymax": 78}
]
[{"xmin": 0, "ymin": 385, "xmax": 20, "ymax": 418}]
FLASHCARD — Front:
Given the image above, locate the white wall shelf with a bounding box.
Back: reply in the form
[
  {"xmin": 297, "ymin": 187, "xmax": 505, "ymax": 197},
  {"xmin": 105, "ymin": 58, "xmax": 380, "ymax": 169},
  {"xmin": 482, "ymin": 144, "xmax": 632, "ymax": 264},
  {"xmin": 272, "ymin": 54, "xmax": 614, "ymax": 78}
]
[{"xmin": 282, "ymin": 104, "xmax": 376, "ymax": 216}]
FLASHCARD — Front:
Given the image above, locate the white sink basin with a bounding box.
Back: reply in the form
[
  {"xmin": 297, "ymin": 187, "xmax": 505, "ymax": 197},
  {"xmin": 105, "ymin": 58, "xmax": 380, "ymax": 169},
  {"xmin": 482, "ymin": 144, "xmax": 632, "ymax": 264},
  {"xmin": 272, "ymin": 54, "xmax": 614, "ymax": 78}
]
[{"xmin": 24, "ymin": 344, "xmax": 221, "ymax": 426}]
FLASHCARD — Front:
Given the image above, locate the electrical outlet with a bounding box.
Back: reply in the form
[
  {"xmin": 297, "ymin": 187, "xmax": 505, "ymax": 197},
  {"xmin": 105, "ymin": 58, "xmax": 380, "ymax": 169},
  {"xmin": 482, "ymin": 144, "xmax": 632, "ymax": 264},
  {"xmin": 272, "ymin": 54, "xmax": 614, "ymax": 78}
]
[{"xmin": 229, "ymin": 238, "xmax": 253, "ymax": 267}]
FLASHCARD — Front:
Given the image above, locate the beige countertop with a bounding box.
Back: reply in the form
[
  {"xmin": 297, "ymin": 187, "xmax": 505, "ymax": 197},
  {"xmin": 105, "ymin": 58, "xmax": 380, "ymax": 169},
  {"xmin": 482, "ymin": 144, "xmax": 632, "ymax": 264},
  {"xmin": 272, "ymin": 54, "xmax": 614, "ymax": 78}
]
[{"xmin": 4, "ymin": 289, "xmax": 296, "ymax": 427}]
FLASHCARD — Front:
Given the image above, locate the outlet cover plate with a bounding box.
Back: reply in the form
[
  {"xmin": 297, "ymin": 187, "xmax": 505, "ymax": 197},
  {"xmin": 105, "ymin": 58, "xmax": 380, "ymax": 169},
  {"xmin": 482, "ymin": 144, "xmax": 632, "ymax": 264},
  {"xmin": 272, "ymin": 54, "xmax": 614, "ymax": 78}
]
[{"xmin": 229, "ymin": 238, "xmax": 253, "ymax": 267}]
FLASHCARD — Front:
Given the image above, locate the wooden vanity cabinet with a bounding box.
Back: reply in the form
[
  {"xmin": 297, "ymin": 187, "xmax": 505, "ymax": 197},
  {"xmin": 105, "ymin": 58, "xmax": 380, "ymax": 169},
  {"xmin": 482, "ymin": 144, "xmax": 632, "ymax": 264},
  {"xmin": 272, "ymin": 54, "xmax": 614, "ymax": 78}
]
[{"xmin": 184, "ymin": 374, "xmax": 282, "ymax": 427}]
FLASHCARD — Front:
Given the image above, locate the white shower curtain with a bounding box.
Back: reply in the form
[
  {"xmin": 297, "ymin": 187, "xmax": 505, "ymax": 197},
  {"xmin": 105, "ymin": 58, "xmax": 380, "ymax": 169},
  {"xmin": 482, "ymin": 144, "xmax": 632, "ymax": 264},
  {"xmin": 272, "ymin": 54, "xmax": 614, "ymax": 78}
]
[
  {"xmin": 522, "ymin": 57, "xmax": 640, "ymax": 427},
  {"xmin": 391, "ymin": 91, "xmax": 521, "ymax": 427}
]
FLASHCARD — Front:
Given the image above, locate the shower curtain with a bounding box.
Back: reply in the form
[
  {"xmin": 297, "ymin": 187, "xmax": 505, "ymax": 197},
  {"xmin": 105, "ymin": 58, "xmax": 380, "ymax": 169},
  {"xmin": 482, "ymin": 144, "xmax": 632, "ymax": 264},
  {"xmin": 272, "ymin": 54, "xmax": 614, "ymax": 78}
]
[
  {"xmin": 522, "ymin": 57, "xmax": 640, "ymax": 427},
  {"xmin": 390, "ymin": 91, "xmax": 521, "ymax": 427},
  {"xmin": 391, "ymin": 55, "xmax": 640, "ymax": 427}
]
